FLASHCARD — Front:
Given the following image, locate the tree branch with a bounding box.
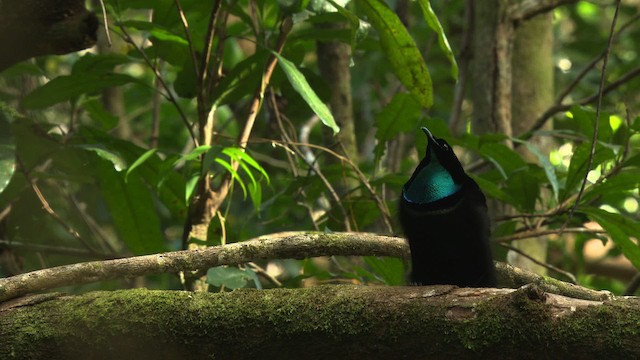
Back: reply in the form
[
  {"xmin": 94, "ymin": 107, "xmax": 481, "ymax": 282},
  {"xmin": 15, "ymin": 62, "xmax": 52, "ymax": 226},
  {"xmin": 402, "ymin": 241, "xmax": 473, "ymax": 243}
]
[{"xmin": 0, "ymin": 232, "xmax": 406, "ymax": 302}]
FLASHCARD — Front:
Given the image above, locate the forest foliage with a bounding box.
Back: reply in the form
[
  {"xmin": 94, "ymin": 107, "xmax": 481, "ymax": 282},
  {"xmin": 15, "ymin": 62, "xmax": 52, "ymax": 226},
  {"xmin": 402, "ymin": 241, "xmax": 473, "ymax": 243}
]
[{"xmin": 0, "ymin": 0, "xmax": 639, "ymax": 295}]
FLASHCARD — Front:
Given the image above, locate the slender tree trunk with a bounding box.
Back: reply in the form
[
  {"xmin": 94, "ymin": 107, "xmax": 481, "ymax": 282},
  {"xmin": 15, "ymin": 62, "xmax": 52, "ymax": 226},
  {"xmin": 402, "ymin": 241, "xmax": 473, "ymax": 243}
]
[{"xmin": 472, "ymin": 1, "xmax": 554, "ymax": 274}]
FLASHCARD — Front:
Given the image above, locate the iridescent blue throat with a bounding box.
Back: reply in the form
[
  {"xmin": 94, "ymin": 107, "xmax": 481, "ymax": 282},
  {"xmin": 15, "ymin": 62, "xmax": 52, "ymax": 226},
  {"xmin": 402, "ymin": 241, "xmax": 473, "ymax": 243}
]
[{"xmin": 403, "ymin": 152, "xmax": 462, "ymax": 204}]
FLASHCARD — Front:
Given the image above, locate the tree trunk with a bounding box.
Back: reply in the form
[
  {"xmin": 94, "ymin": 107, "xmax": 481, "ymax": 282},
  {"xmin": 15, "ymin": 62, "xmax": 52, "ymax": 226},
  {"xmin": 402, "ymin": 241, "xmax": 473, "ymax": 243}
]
[
  {"xmin": 472, "ymin": 1, "xmax": 557, "ymax": 274},
  {"xmin": 1, "ymin": 284, "xmax": 636, "ymax": 359}
]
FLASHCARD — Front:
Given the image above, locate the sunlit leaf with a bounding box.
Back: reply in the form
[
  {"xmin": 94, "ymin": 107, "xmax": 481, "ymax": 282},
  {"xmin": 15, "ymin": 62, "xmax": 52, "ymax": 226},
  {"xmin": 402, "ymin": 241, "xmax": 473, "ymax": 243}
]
[
  {"xmin": 357, "ymin": 0, "xmax": 433, "ymax": 109},
  {"xmin": 416, "ymin": 0, "xmax": 458, "ymax": 79},
  {"xmin": 582, "ymin": 208, "xmax": 640, "ymax": 270},
  {"xmin": 126, "ymin": 148, "xmax": 158, "ymax": 182},
  {"xmin": 273, "ymin": 52, "xmax": 340, "ymax": 134}
]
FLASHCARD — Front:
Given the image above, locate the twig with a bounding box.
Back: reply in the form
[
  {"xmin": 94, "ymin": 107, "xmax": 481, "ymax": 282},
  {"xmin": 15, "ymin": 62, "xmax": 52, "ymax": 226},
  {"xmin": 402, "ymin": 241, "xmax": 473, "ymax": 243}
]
[
  {"xmin": 495, "ymin": 227, "xmax": 606, "ymax": 243},
  {"xmin": 499, "ymin": 242, "xmax": 577, "ymax": 283}
]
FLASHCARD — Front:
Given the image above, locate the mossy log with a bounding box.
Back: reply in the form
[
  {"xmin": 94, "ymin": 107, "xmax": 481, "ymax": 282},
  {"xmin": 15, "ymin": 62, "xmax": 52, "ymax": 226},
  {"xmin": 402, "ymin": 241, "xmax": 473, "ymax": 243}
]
[{"xmin": 1, "ymin": 285, "xmax": 639, "ymax": 359}]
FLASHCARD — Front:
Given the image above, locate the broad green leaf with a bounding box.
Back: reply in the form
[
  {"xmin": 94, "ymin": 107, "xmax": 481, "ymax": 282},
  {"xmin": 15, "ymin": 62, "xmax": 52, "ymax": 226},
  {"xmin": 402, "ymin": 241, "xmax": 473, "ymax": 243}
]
[
  {"xmin": 563, "ymin": 142, "xmax": 614, "ymax": 200},
  {"xmin": 72, "ymin": 53, "xmax": 133, "ymax": 75},
  {"xmin": 568, "ymin": 105, "xmax": 612, "ymax": 142},
  {"xmin": 415, "ymin": 0, "xmax": 458, "ymax": 79},
  {"xmin": 185, "ymin": 175, "xmax": 200, "ymax": 203},
  {"xmin": 469, "ymin": 173, "xmax": 516, "ymax": 206},
  {"xmin": 117, "ymin": 20, "xmax": 189, "ymax": 46},
  {"xmin": 22, "ymin": 74, "xmax": 138, "ymax": 109},
  {"xmin": 74, "ymin": 144, "xmax": 127, "ymax": 171},
  {"xmin": 126, "ymin": 148, "xmax": 158, "ymax": 182},
  {"xmin": 96, "ymin": 161, "xmax": 166, "ymax": 255},
  {"xmin": 374, "ymin": 93, "xmax": 422, "ymax": 163},
  {"xmin": 582, "ymin": 208, "xmax": 640, "ymax": 270},
  {"xmin": 81, "ymin": 98, "xmax": 119, "ymax": 130},
  {"xmin": 477, "ymin": 143, "xmax": 527, "ymax": 178},
  {"xmin": 505, "ymin": 170, "xmax": 540, "ymax": 212},
  {"xmin": 78, "ymin": 127, "xmax": 186, "ymax": 221},
  {"xmin": 0, "ymin": 112, "xmax": 15, "ymax": 195},
  {"xmin": 364, "ymin": 256, "xmax": 405, "ymax": 285},
  {"xmin": 513, "ymin": 139, "xmax": 559, "ymax": 201},
  {"xmin": 581, "ymin": 170, "xmax": 640, "ymax": 202},
  {"xmin": 223, "ymin": 148, "xmax": 270, "ymax": 183},
  {"xmin": 216, "ymin": 158, "xmax": 247, "ymax": 197},
  {"xmin": 207, "ymin": 266, "xmax": 251, "ymax": 289},
  {"xmin": 273, "ymin": 52, "xmax": 340, "ymax": 134},
  {"xmin": 357, "ymin": 0, "xmax": 433, "ymax": 109}
]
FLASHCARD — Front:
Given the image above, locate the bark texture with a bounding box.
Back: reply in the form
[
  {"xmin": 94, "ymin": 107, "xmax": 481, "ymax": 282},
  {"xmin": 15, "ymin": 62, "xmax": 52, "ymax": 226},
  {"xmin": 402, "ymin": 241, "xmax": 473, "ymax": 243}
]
[
  {"xmin": 0, "ymin": 0, "xmax": 98, "ymax": 71},
  {"xmin": 0, "ymin": 285, "xmax": 638, "ymax": 359}
]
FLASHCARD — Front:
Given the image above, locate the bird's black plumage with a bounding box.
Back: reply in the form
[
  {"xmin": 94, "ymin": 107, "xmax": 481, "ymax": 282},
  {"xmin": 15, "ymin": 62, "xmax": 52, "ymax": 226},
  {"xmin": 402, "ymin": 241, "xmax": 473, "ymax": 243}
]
[{"xmin": 399, "ymin": 127, "xmax": 496, "ymax": 287}]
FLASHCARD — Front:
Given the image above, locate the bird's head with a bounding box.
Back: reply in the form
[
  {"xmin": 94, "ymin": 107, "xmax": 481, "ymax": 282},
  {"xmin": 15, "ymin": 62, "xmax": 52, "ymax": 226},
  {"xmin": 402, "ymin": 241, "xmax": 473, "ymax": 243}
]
[{"xmin": 402, "ymin": 127, "xmax": 465, "ymax": 204}]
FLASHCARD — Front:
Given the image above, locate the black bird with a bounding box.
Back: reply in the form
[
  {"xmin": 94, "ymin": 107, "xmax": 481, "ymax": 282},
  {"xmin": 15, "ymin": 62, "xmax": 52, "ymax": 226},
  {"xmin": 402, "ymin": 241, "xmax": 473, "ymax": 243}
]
[{"xmin": 399, "ymin": 127, "xmax": 496, "ymax": 287}]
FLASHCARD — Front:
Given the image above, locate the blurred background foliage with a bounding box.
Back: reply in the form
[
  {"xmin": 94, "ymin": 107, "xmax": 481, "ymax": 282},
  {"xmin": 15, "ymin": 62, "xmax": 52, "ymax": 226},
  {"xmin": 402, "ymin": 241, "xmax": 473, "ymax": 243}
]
[{"xmin": 0, "ymin": 0, "xmax": 639, "ymax": 295}]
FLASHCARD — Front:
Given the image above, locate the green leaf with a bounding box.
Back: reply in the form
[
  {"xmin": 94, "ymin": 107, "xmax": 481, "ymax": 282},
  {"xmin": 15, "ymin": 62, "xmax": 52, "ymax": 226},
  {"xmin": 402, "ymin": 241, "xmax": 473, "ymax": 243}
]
[
  {"xmin": 513, "ymin": 139, "xmax": 559, "ymax": 201},
  {"xmin": 81, "ymin": 98, "xmax": 119, "ymax": 130},
  {"xmin": 416, "ymin": 0, "xmax": 458, "ymax": 79},
  {"xmin": 74, "ymin": 144, "xmax": 128, "ymax": 171},
  {"xmin": 505, "ymin": 170, "xmax": 540, "ymax": 212},
  {"xmin": 216, "ymin": 158, "xmax": 247, "ymax": 197},
  {"xmin": 357, "ymin": 0, "xmax": 433, "ymax": 109},
  {"xmin": 563, "ymin": 142, "xmax": 614, "ymax": 200},
  {"xmin": 569, "ymin": 105, "xmax": 612, "ymax": 142},
  {"xmin": 78, "ymin": 127, "xmax": 186, "ymax": 221},
  {"xmin": 72, "ymin": 53, "xmax": 133, "ymax": 75},
  {"xmin": 207, "ymin": 266, "xmax": 251, "ymax": 289},
  {"xmin": 22, "ymin": 74, "xmax": 139, "ymax": 109},
  {"xmin": 582, "ymin": 208, "xmax": 640, "ymax": 271},
  {"xmin": 477, "ymin": 143, "xmax": 527, "ymax": 178},
  {"xmin": 470, "ymin": 173, "xmax": 516, "ymax": 206},
  {"xmin": 581, "ymin": 170, "xmax": 640, "ymax": 202},
  {"xmin": 273, "ymin": 52, "xmax": 340, "ymax": 134},
  {"xmin": 364, "ymin": 256, "xmax": 405, "ymax": 285},
  {"xmin": 0, "ymin": 112, "xmax": 15, "ymax": 195},
  {"xmin": 374, "ymin": 93, "xmax": 422, "ymax": 163},
  {"xmin": 96, "ymin": 161, "xmax": 166, "ymax": 255},
  {"xmin": 126, "ymin": 148, "xmax": 158, "ymax": 182}
]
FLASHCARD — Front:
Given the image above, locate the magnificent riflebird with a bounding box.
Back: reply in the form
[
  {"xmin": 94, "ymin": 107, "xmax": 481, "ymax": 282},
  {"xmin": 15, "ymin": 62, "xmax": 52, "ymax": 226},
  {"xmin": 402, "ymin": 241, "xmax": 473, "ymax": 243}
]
[{"xmin": 399, "ymin": 127, "xmax": 496, "ymax": 287}]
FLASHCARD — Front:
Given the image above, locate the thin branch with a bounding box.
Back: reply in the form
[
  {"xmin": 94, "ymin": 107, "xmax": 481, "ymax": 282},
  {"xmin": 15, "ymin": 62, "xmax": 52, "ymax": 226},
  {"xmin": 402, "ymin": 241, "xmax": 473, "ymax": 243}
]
[
  {"xmin": 174, "ymin": 0, "xmax": 200, "ymax": 80},
  {"xmin": 0, "ymin": 232, "xmax": 407, "ymax": 302},
  {"xmin": 0, "ymin": 240, "xmax": 117, "ymax": 260},
  {"xmin": 521, "ymin": 10, "xmax": 640, "ymax": 139},
  {"xmin": 495, "ymin": 227, "xmax": 606, "ymax": 243},
  {"xmin": 499, "ymin": 242, "xmax": 577, "ymax": 283},
  {"xmin": 117, "ymin": 25, "xmax": 198, "ymax": 146},
  {"xmin": 566, "ymin": 0, "xmax": 622, "ymax": 223},
  {"xmin": 508, "ymin": 0, "xmax": 580, "ymax": 22}
]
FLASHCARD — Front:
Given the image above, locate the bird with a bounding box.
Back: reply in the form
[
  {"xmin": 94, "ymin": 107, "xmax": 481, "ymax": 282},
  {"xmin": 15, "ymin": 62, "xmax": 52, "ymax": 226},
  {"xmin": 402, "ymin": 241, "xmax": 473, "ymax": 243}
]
[{"xmin": 399, "ymin": 127, "xmax": 497, "ymax": 287}]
